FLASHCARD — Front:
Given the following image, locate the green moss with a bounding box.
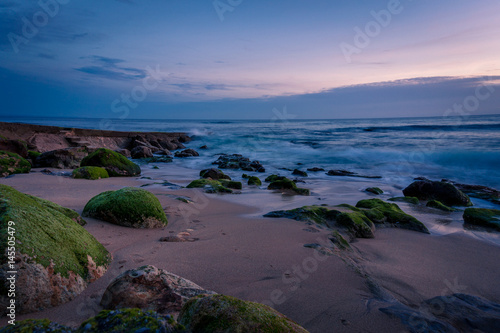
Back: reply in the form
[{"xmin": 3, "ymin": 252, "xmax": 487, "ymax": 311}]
[
  {"xmin": 83, "ymin": 187, "xmax": 167, "ymax": 228},
  {"xmin": 356, "ymin": 198, "xmax": 429, "ymax": 233},
  {"xmin": 242, "ymin": 173, "xmax": 250, "ymax": 179},
  {"xmin": 247, "ymin": 176, "xmax": 262, "ymax": 186},
  {"xmin": 178, "ymin": 294, "xmax": 309, "ymax": 333},
  {"xmin": 267, "ymin": 177, "xmax": 310, "ymax": 196},
  {"xmin": 265, "ymin": 174, "xmax": 284, "ymax": 182},
  {"xmin": 0, "ymin": 184, "xmax": 110, "ymax": 281},
  {"xmin": 80, "ymin": 148, "xmax": 140, "ymax": 177},
  {"xmin": 219, "ymin": 180, "xmax": 242, "ymax": 190},
  {"xmin": 388, "ymin": 197, "xmax": 420, "ymax": 205},
  {"xmin": 330, "ymin": 230, "xmax": 351, "ymax": 250},
  {"xmin": 426, "ymin": 200, "xmax": 458, "ymax": 212},
  {"xmin": 186, "ymin": 179, "xmax": 233, "ymax": 193},
  {"xmin": 0, "ymin": 318, "xmax": 74, "ymax": 332},
  {"xmin": 365, "ymin": 187, "xmax": 383, "ymax": 195},
  {"xmin": 0, "ymin": 150, "xmax": 31, "ymax": 177},
  {"xmin": 463, "ymin": 208, "xmax": 500, "ymax": 231},
  {"xmin": 76, "ymin": 308, "xmax": 182, "ymax": 333},
  {"xmin": 335, "ymin": 211, "xmax": 375, "ymax": 238},
  {"xmin": 27, "ymin": 150, "xmax": 41, "ymax": 160},
  {"xmin": 72, "ymin": 166, "xmax": 109, "ymax": 180}
]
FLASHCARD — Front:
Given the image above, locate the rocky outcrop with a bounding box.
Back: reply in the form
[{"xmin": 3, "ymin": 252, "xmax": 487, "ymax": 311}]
[
  {"xmin": 174, "ymin": 149, "xmax": 199, "ymax": 158},
  {"xmin": 199, "ymin": 168, "xmax": 231, "ymax": 180},
  {"xmin": 446, "ymin": 180, "xmax": 500, "ymax": 205},
  {"xmin": 463, "ymin": 208, "xmax": 500, "ymax": 231},
  {"xmin": 72, "ymin": 166, "xmax": 109, "ymax": 180},
  {"xmin": 0, "ymin": 139, "xmax": 28, "ymax": 158},
  {"xmin": 0, "ymin": 185, "xmax": 110, "ymax": 315},
  {"xmin": 83, "ymin": 187, "xmax": 168, "ymax": 228},
  {"xmin": 403, "ymin": 180, "xmax": 472, "ymax": 206},
  {"xmin": 327, "ymin": 169, "xmax": 382, "ymax": 179},
  {"xmin": 34, "ymin": 147, "xmax": 90, "ymax": 169},
  {"xmin": 178, "ymin": 294, "xmax": 309, "ymax": 333},
  {"xmin": 100, "ymin": 265, "xmax": 215, "ymax": 316},
  {"xmin": 212, "ymin": 154, "xmax": 265, "ymax": 172},
  {"xmin": 80, "ymin": 148, "xmax": 140, "ymax": 177},
  {"xmin": 0, "ymin": 151, "xmax": 31, "ymax": 177}
]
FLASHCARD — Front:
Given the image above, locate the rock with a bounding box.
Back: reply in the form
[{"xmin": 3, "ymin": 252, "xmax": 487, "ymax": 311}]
[
  {"xmin": 0, "ymin": 184, "xmax": 110, "ymax": 315},
  {"xmin": 199, "ymin": 168, "xmax": 231, "ymax": 180},
  {"xmin": 83, "ymin": 187, "xmax": 168, "ymax": 228},
  {"xmin": 265, "ymin": 174, "xmax": 285, "ymax": 182},
  {"xmin": 72, "ymin": 166, "xmax": 109, "ymax": 180},
  {"xmin": 174, "ymin": 148, "xmax": 199, "ymax": 157},
  {"xmin": 447, "ymin": 181, "xmax": 500, "ymax": 205},
  {"xmin": 76, "ymin": 308, "xmax": 183, "ymax": 333},
  {"xmin": 186, "ymin": 179, "xmax": 233, "ymax": 193},
  {"xmin": 463, "ymin": 208, "xmax": 500, "ymax": 231},
  {"xmin": 27, "ymin": 150, "xmax": 41, "ymax": 161},
  {"xmin": 0, "ymin": 139, "xmax": 28, "ymax": 158},
  {"xmin": 0, "ymin": 319, "xmax": 74, "ymax": 332},
  {"xmin": 212, "ymin": 154, "xmax": 265, "ymax": 172},
  {"xmin": 365, "ymin": 187, "xmax": 383, "ymax": 195},
  {"xmin": 114, "ymin": 148, "xmax": 131, "ymax": 158},
  {"xmin": 426, "ymin": 200, "xmax": 458, "ymax": 212},
  {"xmin": 80, "ymin": 148, "xmax": 141, "ymax": 177},
  {"xmin": 33, "ymin": 147, "xmax": 89, "ymax": 169},
  {"xmin": 327, "ymin": 169, "xmax": 382, "ymax": 179},
  {"xmin": 220, "ymin": 180, "xmax": 242, "ymax": 190},
  {"xmin": 130, "ymin": 146, "xmax": 153, "ymax": 159},
  {"xmin": 355, "ymin": 198, "xmax": 429, "ymax": 233},
  {"xmin": 388, "ymin": 197, "xmax": 420, "ymax": 205},
  {"xmin": 100, "ymin": 265, "xmax": 215, "ymax": 316},
  {"xmin": 403, "ymin": 180, "xmax": 472, "ymax": 207},
  {"xmin": 267, "ymin": 177, "xmax": 310, "ymax": 196},
  {"xmin": 0, "ymin": 151, "xmax": 31, "ymax": 177},
  {"xmin": 307, "ymin": 167, "xmax": 325, "ymax": 172},
  {"xmin": 139, "ymin": 156, "xmax": 173, "ymax": 163},
  {"xmin": 199, "ymin": 145, "xmax": 208, "ymax": 149},
  {"xmin": 158, "ymin": 139, "xmax": 178, "ymax": 151},
  {"xmin": 292, "ymin": 169, "xmax": 308, "ymax": 177},
  {"xmin": 130, "ymin": 139, "xmax": 159, "ymax": 152},
  {"xmin": 178, "ymin": 294, "xmax": 309, "ymax": 333},
  {"xmin": 157, "ymin": 149, "xmax": 172, "ymax": 156},
  {"xmin": 247, "ymin": 176, "xmax": 262, "ymax": 186}
]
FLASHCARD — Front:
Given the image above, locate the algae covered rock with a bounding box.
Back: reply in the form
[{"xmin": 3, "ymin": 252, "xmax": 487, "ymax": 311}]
[
  {"xmin": 220, "ymin": 180, "xmax": 242, "ymax": 190},
  {"xmin": 101, "ymin": 265, "xmax": 215, "ymax": 316},
  {"xmin": 76, "ymin": 308, "xmax": 182, "ymax": 333},
  {"xmin": 80, "ymin": 148, "xmax": 140, "ymax": 177},
  {"xmin": 267, "ymin": 177, "xmax": 310, "ymax": 196},
  {"xmin": 72, "ymin": 166, "xmax": 109, "ymax": 180},
  {"xmin": 0, "ymin": 184, "xmax": 110, "ymax": 315},
  {"xmin": 426, "ymin": 200, "xmax": 458, "ymax": 212},
  {"xmin": 247, "ymin": 176, "xmax": 262, "ymax": 186},
  {"xmin": 83, "ymin": 187, "xmax": 167, "ymax": 228},
  {"xmin": 403, "ymin": 180, "xmax": 472, "ymax": 206},
  {"xmin": 199, "ymin": 168, "xmax": 231, "ymax": 180},
  {"xmin": 365, "ymin": 187, "xmax": 383, "ymax": 195},
  {"xmin": 463, "ymin": 208, "xmax": 500, "ymax": 231},
  {"xmin": 178, "ymin": 294, "xmax": 309, "ymax": 333},
  {"xmin": 388, "ymin": 196, "xmax": 419, "ymax": 205},
  {"xmin": 0, "ymin": 151, "xmax": 31, "ymax": 177},
  {"xmin": 186, "ymin": 179, "xmax": 233, "ymax": 193},
  {"xmin": 0, "ymin": 319, "xmax": 74, "ymax": 332}
]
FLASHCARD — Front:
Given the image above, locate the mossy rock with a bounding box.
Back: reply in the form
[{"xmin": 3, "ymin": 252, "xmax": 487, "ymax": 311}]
[
  {"xmin": 356, "ymin": 198, "xmax": 429, "ymax": 233},
  {"xmin": 178, "ymin": 294, "xmax": 309, "ymax": 333},
  {"xmin": 242, "ymin": 173, "xmax": 250, "ymax": 179},
  {"xmin": 426, "ymin": 200, "xmax": 458, "ymax": 212},
  {"xmin": 267, "ymin": 177, "xmax": 310, "ymax": 196},
  {"xmin": 76, "ymin": 308, "xmax": 183, "ymax": 333},
  {"xmin": 186, "ymin": 179, "xmax": 233, "ymax": 193},
  {"xmin": 365, "ymin": 187, "xmax": 383, "ymax": 195},
  {"xmin": 403, "ymin": 180, "xmax": 472, "ymax": 206},
  {"xmin": 388, "ymin": 196, "xmax": 420, "ymax": 205},
  {"xmin": 247, "ymin": 176, "xmax": 262, "ymax": 186},
  {"xmin": 27, "ymin": 150, "xmax": 41, "ymax": 160},
  {"xmin": 463, "ymin": 208, "xmax": 500, "ymax": 231},
  {"xmin": 80, "ymin": 148, "xmax": 140, "ymax": 177},
  {"xmin": 72, "ymin": 166, "xmax": 109, "ymax": 180},
  {"xmin": 265, "ymin": 174, "xmax": 284, "ymax": 182},
  {"xmin": 330, "ymin": 230, "xmax": 351, "ymax": 250},
  {"xmin": 0, "ymin": 319, "xmax": 74, "ymax": 332},
  {"xmin": 0, "ymin": 150, "xmax": 31, "ymax": 177},
  {"xmin": 220, "ymin": 180, "xmax": 242, "ymax": 190},
  {"xmin": 83, "ymin": 187, "xmax": 168, "ymax": 228}
]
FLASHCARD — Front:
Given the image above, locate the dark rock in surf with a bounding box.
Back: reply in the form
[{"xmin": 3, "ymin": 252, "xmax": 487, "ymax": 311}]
[
  {"xmin": 327, "ymin": 169, "xmax": 382, "ymax": 179},
  {"xmin": 403, "ymin": 180, "xmax": 472, "ymax": 207}
]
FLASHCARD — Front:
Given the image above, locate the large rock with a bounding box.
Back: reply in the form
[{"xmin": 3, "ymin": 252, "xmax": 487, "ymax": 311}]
[
  {"xmin": 100, "ymin": 265, "xmax": 215, "ymax": 316},
  {"xmin": 80, "ymin": 148, "xmax": 140, "ymax": 177},
  {"xmin": 174, "ymin": 148, "xmax": 199, "ymax": 158},
  {"xmin": 212, "ymin": 154, "xmax": 265, "ymax": 172},
  {"xmin": 0, "ymin": 139, "xmax": 28, "ymax": 158},
  {"xmin": 34, "ymin": 147, "xmax": 89, "ymax": 169},
  {"xmin": 403, "ymin": 180, "xmax": 472, "ymax": 206},
  {"xmin": 0, "ymin": 151, "xmax": 31, "ymax": 177},
  {"xmin": 178, "ymin": 294, "xmax": 309, "ymax": 333},
  {"xmin": 199, "ymin": 168, "xmax": 231, "ymax": 180},
  {"xmin": 130, "ymin": 146, "xmax": 153, "ymax": 159},
  {"xmin": 82, "ymin": 187, "xmax": 168, "ymax": 228},
  {"xmin": 72, "ymin": 166, "xmax": 109, "ymax": 180},
  {"xmin": 448, "ymin": 180, "xmax": 500, "ymax": 205},
  {"xmin": 463, "ymin": 208, "xmax": 500, "ymax": 231},
  {"xmin": 267, "ymin": 176, "xmax": 310, "ymax": 196},
  {"xmin": 0, "ymin": 185, "xmax": 110, "ymax": 315}
]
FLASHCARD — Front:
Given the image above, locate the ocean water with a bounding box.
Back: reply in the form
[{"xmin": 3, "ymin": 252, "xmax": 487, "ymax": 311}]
[{"xmin": 4, "ymin": 115, "xmax": 500, "ymax": 189}]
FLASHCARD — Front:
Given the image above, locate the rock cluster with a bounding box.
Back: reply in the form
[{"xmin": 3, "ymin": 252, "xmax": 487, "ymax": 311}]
[{"xmin": 212, "ymin": 154, "xmax": 265, "ymax": 172}]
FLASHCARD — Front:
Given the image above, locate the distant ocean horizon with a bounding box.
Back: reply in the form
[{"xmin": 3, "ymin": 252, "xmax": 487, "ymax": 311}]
[{"xmin": 3, "ymin": 114, "xmax": 500, "ymax": 190}]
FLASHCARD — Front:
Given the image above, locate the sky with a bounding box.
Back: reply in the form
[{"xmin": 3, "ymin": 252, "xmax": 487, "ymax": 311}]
[{"xmin": 1, "ymin": 0, "xmax": 499, "ymax": 120}]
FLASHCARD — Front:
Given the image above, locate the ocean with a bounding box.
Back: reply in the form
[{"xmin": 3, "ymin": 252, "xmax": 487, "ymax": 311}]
[{"xmin": 3, "ymin": 114, "xmax": 500, "ymax": 190}]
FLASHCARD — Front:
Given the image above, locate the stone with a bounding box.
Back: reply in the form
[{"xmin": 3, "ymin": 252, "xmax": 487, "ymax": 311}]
[
  {"xmin": 199, "ymin": 168, "xmax": 231, "ymax": 180},
  {"xmin": 307, "ymin": 167, "xmax": 325, "ymax": 172},
  {"xmin": 247, "ymin": 176, "xmax": 262, "ymax": 186},
  {"xmin": 80, "ymin": 148, "xmax": 141, "ymax": 177},
  {"xmin": 130, "ymin": 146, "xmax": 153, "ymax": 159},
  {"xmin": 403, "ymin": 180, "xmax": 472, "ymax": 206},
  {"xmin": 365, "ymin": 187, "xmax": 383, "ymax": 195},
  {"xmin": 267, "ymin": 177, "xmax": 310, "ymax": 196},
  {"xmin": 426, "ymin": 200, "xmax": 458, "ymax": 212},
  {"xmin": 292, "ymin": 169, "xmax": 308, "ymax": 177},
  {"xmin": 34, "ymin": 147, "xmax": 89, "ymax": 169},
  {"xmin": 463, "ymin": 208, "xmax": 500, "ymax": 231},
  {"xmin": 186, "ymin": 179, "xmax": 233, "ymax": 193},
  {"xmin": 0, "ymin": 139, "xmax": 28, "ymax": 158},
  {"xmin": 388, "ymin": 197, "xmax": 420, "ymax": 205},
  {"xmin": 327, "ymin": 169, "xmax": 382, "ymax": 179},
  {"xmin": 72, "ymin": 166, "xmax": 109, "ymax": 180},
  {"xmin": 0, "ymin": 151, "xmax": 31, "ymax": 177},
  {"xmin": 174, "ymin": 149, "xmax": 199, "ymax": 157},
  {"xmin": 212, "ymin": 154, "xmax": 265, "ymax": 172}
]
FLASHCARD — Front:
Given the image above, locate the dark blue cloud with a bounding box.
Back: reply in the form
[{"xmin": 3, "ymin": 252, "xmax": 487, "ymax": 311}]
[{"xmin": 75, "ymin": 55, "xmax": 147, "ymax": 81}]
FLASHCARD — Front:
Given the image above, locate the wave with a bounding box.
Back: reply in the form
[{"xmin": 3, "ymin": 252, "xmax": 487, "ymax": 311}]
[{"xmin": 361, "ymin": 123, "xmax": 500, "ymax": 132}]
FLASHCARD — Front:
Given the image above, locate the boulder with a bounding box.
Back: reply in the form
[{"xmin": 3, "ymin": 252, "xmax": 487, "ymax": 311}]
[
  {"xmin": 247, "ymin": 176, "xmax": 262, "ymax": 186},
  {"xmin": 365, "ymin": 187, "xmax": 383, "ymax": 195},
  {"xmin": 178, "ymin": 294, "xmax": 309, "ymax": 333},
  {"xmin": 72, "ymin": 166, "xmax": 109, "ymax": 180},
  {"xmin": 0, "ymin": 139, "xmax": 28, "ymax": 158},
  {"xmin": 463, "ymin": 208, "xmax": 500, "ymax": 231},
  {"xmin": 447, "ymin": 181, "xmax": 500, "ymax": 205},
  {"xmin": 267, "ymin": 177, "xmax": 310, "ymax": 196},
  {"xmin": 158, "ymin": 139, "xmax": 178, "ymax": 151},
  {"xmin": 80, "ymin": 148, "xmax": 140, "ymax": 177},
  {"xmin": 292, "ymin": 169, "xmax": 308, "ymax": 177},
  {"xmin": 199, "ymin": 168, "xmax": 231, "ymax": 180},
  {"xmin": 114, "ymin": 148, "xmax": 131, "ymax": 158},
  {"xmin": 403, "ymin": 180, "xmax": 472, "ymax": 206},
  {"xmin": 34, "ymin": 147, "xmax": 89, "ymax": 169},
  {"xmin": 174, "ymin": 148, "xmax": 199, "ymax": 157},
  {"xmin": 0, "ymin": 185, "xmax": 110, "ymax": 315},
  {"xmin": 0, "ymin": 151, "xmax": 31, "ymax": 177},
  {"xmin": 130, "ymin": 146, "xmax": 153, "ymax": 159},
  {"xmin": 186, "ymin": 179, "xmax": 233, "ymax": 193},
  {"xmin": 100, "ymin": 265, "xmax": 215, "ymax": 316},
  {"xmin": 199, "ymin": 145, "xmax": 208, "ymax": 149},
  {"xmin": 212, "ymin": 154, "xmax": 265, "ymax": 172},
  {"xmin": 220, "ymin": 180, "xmax": 242, "ymax": 190},
  {"xmin": 83, "ymin": 187, "xmax": 167, "ymax": 228}
]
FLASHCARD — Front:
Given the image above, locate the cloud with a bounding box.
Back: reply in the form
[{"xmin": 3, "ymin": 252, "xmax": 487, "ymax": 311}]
[{"xmin": 75, "ymin": 55, "xmax": 147, "ymax": 81}]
